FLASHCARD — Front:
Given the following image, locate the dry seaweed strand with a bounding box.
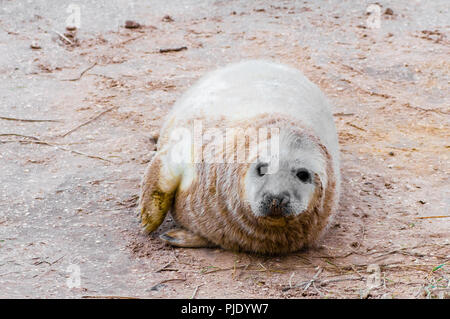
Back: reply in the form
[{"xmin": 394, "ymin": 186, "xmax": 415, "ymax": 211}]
[
  {"xmin": 191, "ymin": 284, "xmax": 204, "ymax": 299},
  {"xmin": 0, "ymin": 116, "xmax": 62, "ymax": 123},
  {"xmin": 82, "ymin": 295, "xmax": 140, "ymax": 299},
  {"xmin": 116, "ymin": 33, "xmax": 146, "ymax": 46},
  {"xmin": 155, "ymin": 261, "xmax": 178, "ymax": 273},
  {"xmin": 159, "ymin": 46, "xmax": 187, "ymax": 53},
  {"xmin": 62, "ymin": 62, "xmax": 97, "ymax": 81},
  {"xmin": 317, "ymin": 242, "xmax": 450, "ymax": 260},
  {"xmin": 415, "ymin": 215, "xmax": 450, "ymax": 220},
  {"xmin": 303, "ymin": 267, "xmax": 323, "ymax": 291},
  {"xmin": 52, "ymin": 29, "xmax": 73, "ymax": 45},
  {"xmin": 284, "ymin": 274, "xmax": 363, "ymax": 291},
  {"xmin": 0, "ymin": 134, "xmax": 113, "ymax": 163},
  {"xmin": 60, "ymin": 105, "xmax": 118, "ymax": 138},
  {"xmin": 150, "ymin": 275, "xmax": 187, "ymax": 291}
]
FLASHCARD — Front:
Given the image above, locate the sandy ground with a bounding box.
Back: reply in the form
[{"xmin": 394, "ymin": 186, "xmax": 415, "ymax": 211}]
[{"xmin": 0, "ymin": 0, "xmax": 449, "ymax": 298}]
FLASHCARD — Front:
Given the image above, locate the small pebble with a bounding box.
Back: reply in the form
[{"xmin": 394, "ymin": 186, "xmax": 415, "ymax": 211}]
[
  {"xmin": 125, "ymin": 20, "xmax": 141, "ymax": 29},
  {"xmin": 64, "ymin": 31, "xmax": 76, "ymax": 38},
  {"xmin": 30, "ymin": 41, "xmax": 41, "ymax": 49},
  {"xmin": 162, "ymin": 15, "xmax": 174, "ymax": 22},
  {"xmin": 65, "ymin": 25, "xmax": 77, "ymax": 31},
  {"xmin": 360, "ymin": 288, "xmax": 371, "ymax": 299},
  {"xmin": 384, "ymin": 8, "xmax": 394, "ymax": 15}
]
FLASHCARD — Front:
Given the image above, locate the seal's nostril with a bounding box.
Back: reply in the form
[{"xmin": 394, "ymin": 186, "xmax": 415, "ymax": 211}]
[
  {"xmin": 263, "ymin": 192, "xmax": 290, "ymax": 209},
  {"xmin": 280, "ymin": 193, "xmax": 290, "ymax": 205}
]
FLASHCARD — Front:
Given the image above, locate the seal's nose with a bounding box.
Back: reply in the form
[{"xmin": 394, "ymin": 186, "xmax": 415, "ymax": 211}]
[{"xmin": 262, "ymin": 192, "xmax": 291, "ymax": 217}]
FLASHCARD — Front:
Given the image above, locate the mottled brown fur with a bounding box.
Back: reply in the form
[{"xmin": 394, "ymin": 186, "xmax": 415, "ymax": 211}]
[{"xmin": 139, "ymin": 114, "xmax": 337, "ymax": 254}]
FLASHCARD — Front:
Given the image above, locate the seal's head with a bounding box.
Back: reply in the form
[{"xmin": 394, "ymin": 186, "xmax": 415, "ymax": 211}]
[{"xmin": 244, "ymin": 128, "xmax": 327, "ymax": 221}]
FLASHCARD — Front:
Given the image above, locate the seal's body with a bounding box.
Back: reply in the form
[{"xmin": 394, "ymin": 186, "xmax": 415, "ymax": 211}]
[{"xmin": 140, "ymin": 60, "xmax": 340, "ymax": 254}]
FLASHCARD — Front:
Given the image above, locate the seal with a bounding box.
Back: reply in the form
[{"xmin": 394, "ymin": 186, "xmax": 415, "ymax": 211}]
[{"xmin": 139, "ymin": 60, "xmax": 340, "ymax": 254}]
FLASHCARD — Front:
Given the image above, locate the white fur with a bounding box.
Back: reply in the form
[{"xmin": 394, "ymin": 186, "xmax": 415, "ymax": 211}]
[{"xmin": 160, "ymin": 60, "xmax": 340, "ymax": 200}]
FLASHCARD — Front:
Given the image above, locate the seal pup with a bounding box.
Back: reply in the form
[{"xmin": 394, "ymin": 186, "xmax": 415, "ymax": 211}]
[{"xmin": 139, "ymin": 60, "xmax": 340, "ymax": 254}]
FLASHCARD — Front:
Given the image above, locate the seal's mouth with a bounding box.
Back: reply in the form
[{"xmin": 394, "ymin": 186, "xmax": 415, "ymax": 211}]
[
  {"xmin": 268, "ymin": 201, "xmax": 294, "ymax": 216},
  {"xmin": 259, "ymin": 193, "xmax": 294, "ymax": 218}
]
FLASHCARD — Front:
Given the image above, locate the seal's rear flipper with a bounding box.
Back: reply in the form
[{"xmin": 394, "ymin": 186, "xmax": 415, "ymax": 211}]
[{"xmin": 160, "ymin": 229, "xmax": 217, "ymax": 248}]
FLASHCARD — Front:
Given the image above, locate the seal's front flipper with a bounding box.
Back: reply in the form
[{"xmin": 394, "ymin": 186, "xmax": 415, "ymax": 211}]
[
  {"xmin": 160, "ymin": 228, "xmax": 216, "ymax": 248},
  {"xmin": 139, "ymin": 153, "xmax": 179, "ymax": 234}
]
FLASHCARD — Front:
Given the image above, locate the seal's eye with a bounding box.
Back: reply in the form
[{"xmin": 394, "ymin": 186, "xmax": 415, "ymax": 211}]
[
  {"xmin": 296, "ymin": 169, "xmax": 311, "ymax": 183},
  {"xmin": 256, "ymin": 163, "xmax": 269, "ymax": 176}
]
